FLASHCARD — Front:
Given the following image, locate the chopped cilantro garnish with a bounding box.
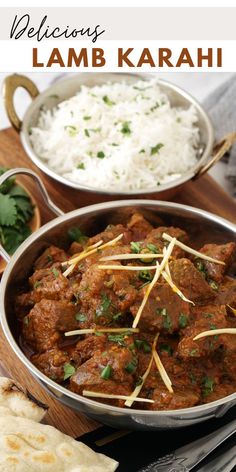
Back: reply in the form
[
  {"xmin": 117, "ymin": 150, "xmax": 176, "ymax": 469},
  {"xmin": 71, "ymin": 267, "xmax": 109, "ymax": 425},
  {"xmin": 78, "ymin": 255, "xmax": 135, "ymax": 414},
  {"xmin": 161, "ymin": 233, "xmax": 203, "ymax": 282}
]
[
  {"xmin": 34, "ymin": 281, "xmax": 42, "ymax": 289},
  {"xmin": 83, "ymin": 116, "xmax": 91, "ymax": 120},
  {"xmin": 179, "ymin": 313, "xmax": 188, "ymax": 329},
  {"xmin": 68, "ymin": 227, "xmax": 88, "ymax": 244},
  {"xmin": 135, "ymin": 339, "xmax": 151, "ymax": 353},
  {"xmin": 138, "ymin": 270, "xmax": 152, "ymax": 283},
  {"xmin": 133, "ymin": 85, "xmax": 151, "ymax": 91},
  {"xmin": 202, "ymin": 376, "xmax": 214, "ymax": 396},
  {"xmin": 146, "ymin": 243, "xmax": 159, "ymax": 254},
  {"xmin": 84, "ymin": 129, "xmax": 90, "ymax": 137},
  {"xmin": 101, "ymin": 364, "xmax": 112, "ymax": 380},
  {"xmin": 103, "ymin": 95, "xmax": 115, "ymax": 106},
  {"xmin": 150, "ymin": 143, "xmax": 164, "ymax": 156},
  {"xmin": 75, "ymin": 313, "xmax": 87, "ymax": 322},
  {"xmin": 97, "ymin": 151, "xmax": 105, "ymax": 159},
  {"xmin": 52, "ymin": 268, "xmax": 59, "ymax": 278},
  {"xmin": 130, "ymin": 241, "xmax": 141, "ymax": 253},
  {"xmin": 64, "ymin": 125, "xmax": 78, "ymax": 137},
  {"xmin": 204, "ymin": 313, "xmax": 213, "ymax": 319},
  {"xmin": 159, "ymin": 344, "xmax": 173, "ymax": 356},
  {"xmin": 77, "ymin": 163, "xmax": 85, "ymax": 170},
  {"xmin": 150, "ymin": 102, "xmax": 160, "ymax": 112},
  {"xmin": 108, "ymin": 331, "xmax": 132, "ymax": 346},
  {"xmin": 121, "ymin": 121, "xmax": 131, "ymax": 136},
  {"xmin": 209, "ymin": 280, "xmax": 219, "ymax": 291},
  {"xmin": 63, "ymin": 363, "xmax": 75, "ymax": 380},
  {"xmin": 189, "ymin": 372, "xmax": 196, "ymax": 384},
  {"xmin": 135, "ymin": 376, "xmax": 143, "ymax": 387},
  {"xmin": 96, "ymin": 294, "xmax": 112, "ymax": 319},
  {"xmin": 196, "ymin": 260, "xmax": 207, "ymax": 278},
  {"xmin": 190, "ymin": 348, "xmax": 199, "ymax": 357},
  {"xmin": 156, "ymin": 308, "xmax": 172, "ymax": 331},
  {"xmin": 112, "ymin": 312, "xmax": 122, "ymax": 321},
  {"xmin": 139, "ymin": 149, "xmax": 145, "ymax": 154},
  {"xmin": 125, "ymin": 357, "xmax": 138, "ymax": 374}
]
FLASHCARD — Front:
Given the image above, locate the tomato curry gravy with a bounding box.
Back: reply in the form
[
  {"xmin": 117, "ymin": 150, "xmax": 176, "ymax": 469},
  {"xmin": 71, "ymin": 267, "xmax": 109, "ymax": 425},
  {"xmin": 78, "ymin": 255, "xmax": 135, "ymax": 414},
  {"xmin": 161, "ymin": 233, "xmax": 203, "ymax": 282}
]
[{"xmin": 17, "ymin": 213, "xmax": 236, "ymax": 410}]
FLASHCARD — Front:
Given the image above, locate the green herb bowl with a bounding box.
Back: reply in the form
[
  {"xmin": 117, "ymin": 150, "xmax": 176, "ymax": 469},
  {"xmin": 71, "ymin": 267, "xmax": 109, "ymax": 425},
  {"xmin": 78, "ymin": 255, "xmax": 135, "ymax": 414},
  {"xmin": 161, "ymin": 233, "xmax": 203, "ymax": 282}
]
[{"xmin": 0, "ymin": 181, "xmax": 40, "ymax": 275}]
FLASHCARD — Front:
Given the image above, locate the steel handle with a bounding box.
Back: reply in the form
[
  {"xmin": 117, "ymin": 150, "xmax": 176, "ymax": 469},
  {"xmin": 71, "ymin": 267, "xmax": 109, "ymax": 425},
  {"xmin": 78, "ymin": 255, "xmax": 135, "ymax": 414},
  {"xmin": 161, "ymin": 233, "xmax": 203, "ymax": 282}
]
[
  {"xmin": 0, "ymin": 168, "xmax": 64, "ymax": 262},
  {"xmin": 3, "ymin": 74, "xmax": 39, "ymax": 131},
  {"xmin": 194, "ymin": 132, "xmax": 236, "ymax": 179}
]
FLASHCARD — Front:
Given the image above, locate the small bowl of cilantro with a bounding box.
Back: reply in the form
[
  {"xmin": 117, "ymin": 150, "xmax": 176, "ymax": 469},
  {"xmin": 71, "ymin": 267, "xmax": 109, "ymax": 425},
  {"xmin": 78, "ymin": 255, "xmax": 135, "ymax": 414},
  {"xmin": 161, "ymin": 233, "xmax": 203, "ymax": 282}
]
[{"xmin": 0, "ymin": 167, "xmax": 40, "ymax": 273}]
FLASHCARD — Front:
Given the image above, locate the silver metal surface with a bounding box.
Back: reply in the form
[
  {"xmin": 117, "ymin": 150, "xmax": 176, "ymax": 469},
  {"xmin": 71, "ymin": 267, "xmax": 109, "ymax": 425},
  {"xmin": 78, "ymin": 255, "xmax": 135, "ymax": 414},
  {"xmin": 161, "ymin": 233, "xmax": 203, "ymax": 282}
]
[
  {"xmin": 0, "ymin": 184, "xmax": 236, "ymax": 430},
  {"xmin": 197, "ymin": 445, "xmax": 236, "ymax": 472},
  {"xmin": 138, "ymin": 420, "xmax": 236, "ymax": 471},
  {"xmin": 19, "ymin": 73, "xmax": 214, "ymax": 196}
]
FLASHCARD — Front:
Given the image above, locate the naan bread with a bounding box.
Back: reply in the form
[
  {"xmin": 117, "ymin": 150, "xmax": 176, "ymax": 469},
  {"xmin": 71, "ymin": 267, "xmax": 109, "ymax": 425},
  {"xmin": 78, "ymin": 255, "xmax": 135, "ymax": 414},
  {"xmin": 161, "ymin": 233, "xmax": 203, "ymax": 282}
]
[
  {"xmin": 0, "ymin": 416, "xmax": 118, "ymax": 471},
  {"xmin": 0, "ymin": 378, "xmax": 46, "ymax": 422}
]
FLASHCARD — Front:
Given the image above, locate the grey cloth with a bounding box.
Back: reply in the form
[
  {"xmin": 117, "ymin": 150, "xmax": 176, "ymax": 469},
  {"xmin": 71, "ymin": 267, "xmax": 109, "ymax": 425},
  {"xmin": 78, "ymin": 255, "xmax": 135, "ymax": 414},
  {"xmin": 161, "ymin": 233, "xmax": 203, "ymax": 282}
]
[{"xmin": 203, "ymin": 74, "xmax": 236, "ymax": 186}]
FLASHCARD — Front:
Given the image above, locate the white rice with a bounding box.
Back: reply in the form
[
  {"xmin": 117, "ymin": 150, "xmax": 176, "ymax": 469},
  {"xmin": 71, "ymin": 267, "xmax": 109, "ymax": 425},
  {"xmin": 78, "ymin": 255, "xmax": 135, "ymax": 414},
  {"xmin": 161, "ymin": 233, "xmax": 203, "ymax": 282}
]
[{"xmin": 30, "ymin": 78, "xmax": 200, "ymax": 191}]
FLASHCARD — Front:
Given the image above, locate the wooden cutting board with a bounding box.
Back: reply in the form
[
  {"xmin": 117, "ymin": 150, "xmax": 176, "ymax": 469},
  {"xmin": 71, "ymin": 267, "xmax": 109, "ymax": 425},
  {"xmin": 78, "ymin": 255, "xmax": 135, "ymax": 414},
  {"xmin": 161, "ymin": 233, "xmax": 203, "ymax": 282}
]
[{"xmin": 0, "ymin": 127, "xmax": 236, "ymax": 439}]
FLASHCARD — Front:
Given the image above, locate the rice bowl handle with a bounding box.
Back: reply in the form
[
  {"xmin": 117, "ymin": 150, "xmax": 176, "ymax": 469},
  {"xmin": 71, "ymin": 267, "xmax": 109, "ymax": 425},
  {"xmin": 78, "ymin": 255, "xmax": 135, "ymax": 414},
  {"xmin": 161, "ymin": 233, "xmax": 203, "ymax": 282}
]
[{"xmin": 3, "ymin": 74, "xmax": 39, "ymax": 131}]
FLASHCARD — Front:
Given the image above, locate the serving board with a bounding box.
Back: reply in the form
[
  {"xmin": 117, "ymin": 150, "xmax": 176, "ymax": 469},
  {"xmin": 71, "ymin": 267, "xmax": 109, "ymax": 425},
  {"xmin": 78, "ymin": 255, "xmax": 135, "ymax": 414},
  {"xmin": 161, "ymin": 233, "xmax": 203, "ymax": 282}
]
[{"xmin": 0, "ymin": 127, "xmax": 236, "ymax": 439}]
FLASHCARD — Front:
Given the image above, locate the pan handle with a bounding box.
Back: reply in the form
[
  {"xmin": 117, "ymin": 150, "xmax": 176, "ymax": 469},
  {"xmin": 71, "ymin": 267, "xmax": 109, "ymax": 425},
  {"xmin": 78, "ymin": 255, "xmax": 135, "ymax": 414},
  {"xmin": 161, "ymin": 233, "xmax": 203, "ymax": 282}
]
[
  {"xmin": 0, "ymin": 168, "xmax": 64, "ymax": 263},
  {"xmin": 3, "ymin": 74, "xmax": 39, "ymax": 132},
  {"xmin": 194, "ymin": 132, "xmax": 236, "ymax": 179}
]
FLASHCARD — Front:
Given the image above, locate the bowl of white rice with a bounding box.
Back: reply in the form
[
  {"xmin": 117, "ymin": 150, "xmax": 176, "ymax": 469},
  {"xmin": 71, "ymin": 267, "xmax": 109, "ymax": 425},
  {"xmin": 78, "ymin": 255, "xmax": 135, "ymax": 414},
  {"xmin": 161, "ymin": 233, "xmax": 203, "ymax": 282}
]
[{"xmin": 4, "ymin": 73, "xmax": 215, "ymax": 197}]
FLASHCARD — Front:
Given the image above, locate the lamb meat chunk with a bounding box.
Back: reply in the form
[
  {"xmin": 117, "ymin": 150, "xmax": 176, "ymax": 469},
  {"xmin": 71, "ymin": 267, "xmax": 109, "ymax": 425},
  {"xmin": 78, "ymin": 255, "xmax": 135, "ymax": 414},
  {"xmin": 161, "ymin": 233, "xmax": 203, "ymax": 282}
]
[
  {"xmin": 70, "ymin": 346, "xmax": 134, "ymax": 406},
  {"xmin": 29, "ymin": 268, "xmax": 72, "ymax": 302},
  {"xmin": 214, "ymin": 276, "xmax": 236, "ymax": 306},
  {"xmin": 223, "ymin": 351, "xmax": 236, "ymax": 378},
  {"xmin": 142, "ymin": 357, "xmax": 200, "ymax": 410},
  {"xmin": 177, "ymin": 305, "xmax": 227, "ymax": 359},
  {"xmin": 170, "ymin": 258, "xmax": 215, "ymax": 302},
  {"xmin": 196, "ymin": 242, "xmax": 236, "ymax": 283},
  {"xmin": 130, "ymin": 283, "xmax": 190, "ymax": 334},
  {"xmin": 145, "ymin": 386, "xmax": 200, "ymax": 410},
  {"xmin": 33, "ymin": 245, "xmax": 67, "ymax": 270},
  {"xmin": 77, "ymin": 262, "xmax": 137, "ymax": 323},
  {"xmin": 31, "ymin": 348, "xmax": 72, "ymax": 382},
  {"xmin": 71, "ymin": 334, "xmax": 107, "ymax": 365},
  {"xmin": 127, "ymin": 213, "xmax": 153, "ymax": 241},
  {"xmin": 201, "ymin": 382, "xmax": 235, "ymax": 404},
  {"xmin": 15, "ymin": 292, "xmax": 36, "ymax": 317},
  {"xmin": 69, "ymin": 241, "xmax": 84, "ymax": 255},
  {"xmin": 22, "ymin": 299, "xmax": 79, "ymax": 352},
  {"xmin": 144, "ymin": 226, "xmax": 188, "ymax": 259},
  {"xmin": 88, "ymin": 224, "xmax": 132, "ymax": 247},
  {"xmin": 73, "ymin": 244, "xmax": 132, "ymax": 276}
]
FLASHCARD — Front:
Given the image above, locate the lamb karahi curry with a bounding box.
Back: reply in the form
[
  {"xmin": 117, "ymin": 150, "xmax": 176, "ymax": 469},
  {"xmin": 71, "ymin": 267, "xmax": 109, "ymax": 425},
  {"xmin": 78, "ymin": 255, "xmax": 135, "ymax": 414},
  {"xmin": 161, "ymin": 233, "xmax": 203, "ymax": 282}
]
[{"xmin": 16, "ymin": 212, "xmax": 236, "ymax": 410}]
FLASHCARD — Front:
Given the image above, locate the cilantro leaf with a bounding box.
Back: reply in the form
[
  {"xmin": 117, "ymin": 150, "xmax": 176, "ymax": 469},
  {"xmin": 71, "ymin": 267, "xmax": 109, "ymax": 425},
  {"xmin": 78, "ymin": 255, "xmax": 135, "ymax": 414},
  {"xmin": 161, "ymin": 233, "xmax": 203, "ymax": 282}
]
[
  {"xmin": 0, "ymin": 226, "xmax": 31, "ymax": 255},
  {"xmin": 0, "ymin": 194, "xmax": 17, "ymax": 226},
  {"xmin": 63, "ymin": 363, "xmax": 75, "ymax": 381},
  {"xmin": 14, "ymin": 196, "xmax": 34, "ymax": 222},
  {"xmin": 68, "ymin": 227, "xmax": 88, "ymax": 244},
  {"xmin": 0, "ymin": 167, "xmax": 15, "ymax": 194},
  {"xmin": 121, "ymin": 121, "xmax": 131, "ymax": 136},
  {"xmin": 150, "ymin": 143, "xmax": 164, "ymax": 156}
]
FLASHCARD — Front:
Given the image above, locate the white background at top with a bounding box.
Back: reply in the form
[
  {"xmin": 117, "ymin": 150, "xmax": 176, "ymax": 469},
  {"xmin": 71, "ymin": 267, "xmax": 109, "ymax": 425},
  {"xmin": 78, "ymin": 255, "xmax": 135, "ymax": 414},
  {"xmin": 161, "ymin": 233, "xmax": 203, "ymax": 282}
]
[{"xmin": 2, "ymin": 1, "xmax": 236, "ymax": 7}]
